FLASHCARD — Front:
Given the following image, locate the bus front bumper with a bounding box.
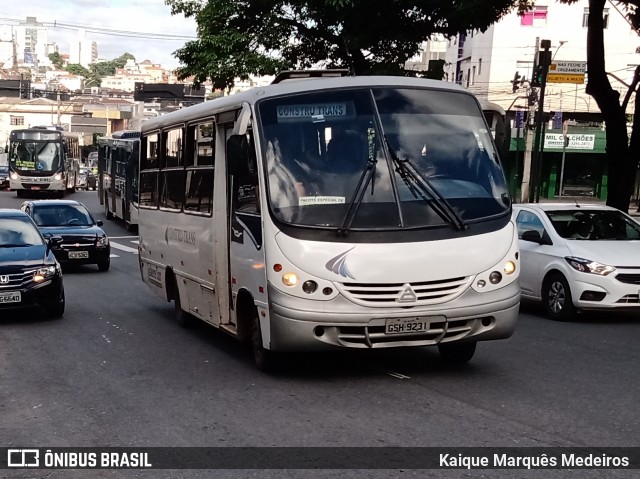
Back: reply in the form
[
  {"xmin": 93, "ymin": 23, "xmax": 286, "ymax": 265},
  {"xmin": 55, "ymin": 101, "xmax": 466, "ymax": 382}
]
[{"xmin": 266, "ymin": 282, "xmax": 520, "ymax": 352}]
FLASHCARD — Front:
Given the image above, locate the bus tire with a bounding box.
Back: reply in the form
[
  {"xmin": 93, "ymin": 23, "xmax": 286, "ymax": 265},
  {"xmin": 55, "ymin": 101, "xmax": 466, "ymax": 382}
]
[
  {"xmin": 251, "ymin": 312, "xmax": 276, "ymax": 372},
  {"xmin": 438, "ymin": 341, "xmax": 476, "ymax": 364},
  {"xmin": 105, "ymin": 202, "xmax": 113, "ymax": 220},
  {"xmin": 173, "ymin": 289, "xmax": 193, "ymax": 328}
]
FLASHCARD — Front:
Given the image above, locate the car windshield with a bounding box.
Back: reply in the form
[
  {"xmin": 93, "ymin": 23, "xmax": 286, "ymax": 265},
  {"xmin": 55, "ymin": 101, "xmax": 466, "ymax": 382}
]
[
  {"xmin": 33, "ymin": 204, "xmax": 94, "ymax": 227},
  {"xmin": 259, "ymin": 87, "xmax": 509, "ymax": 230},
  {"xmin": 546, "ymin": 209, "xmax": 640, "ymax": 240},
  {"xmin": 0, "ymin": 217, "xmax": 44, "ymax": 247}
]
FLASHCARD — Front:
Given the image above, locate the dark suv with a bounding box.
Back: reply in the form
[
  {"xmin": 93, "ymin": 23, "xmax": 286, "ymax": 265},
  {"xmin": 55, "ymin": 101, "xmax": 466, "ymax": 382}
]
[{"xmin": 0, "ymin": 209, "xmax": 65, "ymax": 318}]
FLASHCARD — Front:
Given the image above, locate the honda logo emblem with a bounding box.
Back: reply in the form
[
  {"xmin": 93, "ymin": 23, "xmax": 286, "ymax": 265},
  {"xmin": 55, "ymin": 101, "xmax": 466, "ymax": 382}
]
[{"xmin": 0, "ymin": 275, "xmax": 9, "ymax": 284}]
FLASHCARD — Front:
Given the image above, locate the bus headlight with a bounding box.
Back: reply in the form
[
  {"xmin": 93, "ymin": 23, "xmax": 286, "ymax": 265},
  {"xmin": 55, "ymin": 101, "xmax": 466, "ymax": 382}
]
[
  {"xmin": 282, "ymin": 272, "xmax": 298, "ymax": 286},
  {"xmin": 53, "ymin": 173, "xmax": 63, "ymax": 181},
  {"xmin": 10, "ymin": 172, "xmax": 18, "ymax": 180},
  {"xmin": 504, "ymin": 261, "xmax": 516, "ymax": 275}
]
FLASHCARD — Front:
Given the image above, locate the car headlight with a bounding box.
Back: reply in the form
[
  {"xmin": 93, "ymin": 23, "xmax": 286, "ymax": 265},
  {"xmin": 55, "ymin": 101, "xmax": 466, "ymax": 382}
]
[
  {"xmin": 565, "ymin": 256, "xmax": 615, "ymax": 276},
  {"xmin": 97, "ymin": 236, "xmax": 109, "ymax": 247},
  {"xmin": 34, "ymin": 266, "xmax": 57, "ymax": 283}
]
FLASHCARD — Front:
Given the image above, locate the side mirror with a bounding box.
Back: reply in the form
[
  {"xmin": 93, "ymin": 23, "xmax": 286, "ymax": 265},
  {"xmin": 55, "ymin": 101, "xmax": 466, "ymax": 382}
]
[
  {"xmin": 96, "ymin": 220, "xmax": 103, "ymax": 227},
  {"xmin": 521, "ymin": 230, "xmax": 552, "ymax": 245}
]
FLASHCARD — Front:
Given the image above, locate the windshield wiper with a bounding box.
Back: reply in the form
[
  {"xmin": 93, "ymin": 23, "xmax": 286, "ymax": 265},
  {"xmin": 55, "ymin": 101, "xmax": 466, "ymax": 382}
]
[
  {"xmin": 385, "ymin": 136, "xmax": 467, "ymax": 231},
  {"xmin": 336, "ymin": 157, "xmax": 378, "ymax": 237}
]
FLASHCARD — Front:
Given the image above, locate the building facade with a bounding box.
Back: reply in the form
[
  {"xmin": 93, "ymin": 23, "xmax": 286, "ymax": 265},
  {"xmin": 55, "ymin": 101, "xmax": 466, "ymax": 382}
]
[{"xmin": 443, "ymin": 0, "xmax": 637, "ymax": 202}]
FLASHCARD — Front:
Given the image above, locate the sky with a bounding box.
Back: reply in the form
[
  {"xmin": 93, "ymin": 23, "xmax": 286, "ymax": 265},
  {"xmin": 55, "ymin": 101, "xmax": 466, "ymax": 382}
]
[{"xmin": 1, "ymin": 0, "xmax": 198, "ymax": 68}]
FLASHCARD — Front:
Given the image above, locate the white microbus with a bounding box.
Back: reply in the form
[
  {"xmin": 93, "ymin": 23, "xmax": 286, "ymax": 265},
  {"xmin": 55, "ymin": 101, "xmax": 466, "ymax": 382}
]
[{"xmin": 138, "ymin": 76, "xmax": 520, "ymax": 370}]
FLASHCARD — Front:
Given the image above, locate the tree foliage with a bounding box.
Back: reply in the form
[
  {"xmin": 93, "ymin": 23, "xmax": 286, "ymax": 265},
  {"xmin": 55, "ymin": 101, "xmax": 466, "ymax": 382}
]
[
  {"xmin": 561, "ymin": 0, "xmax": 640, "ymax": 212},
  {"xmin": 48, "ymin": 52, "xmax": 64, "ymax": 69},
  {"xmin": 165, "ymin": 0, "xmax": 531, "ymax": 89}
]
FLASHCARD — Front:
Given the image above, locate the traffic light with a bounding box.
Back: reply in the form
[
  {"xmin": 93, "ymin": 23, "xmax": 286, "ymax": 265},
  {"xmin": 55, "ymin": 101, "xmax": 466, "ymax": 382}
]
[
  {"xmin": 511, "ymin": 71, "xmax": 522, "ymax": 93},
  {"xmin": 531, "ymin": 65, "xmax": 544, "ymax": 87}
]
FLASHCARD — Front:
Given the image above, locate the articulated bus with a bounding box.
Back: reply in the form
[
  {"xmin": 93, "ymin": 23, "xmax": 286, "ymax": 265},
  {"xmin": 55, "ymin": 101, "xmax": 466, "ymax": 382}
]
[
  {"xmin": 137, "ymin": 75, "xmax": 520, "ymax": 370},
  {"xmin": 98, "ymin": 130, "xmax": 140, "ymax": 230},
  {"xmin": 8, "ymin": 128, "xmax": 80, "ymax": 197}
]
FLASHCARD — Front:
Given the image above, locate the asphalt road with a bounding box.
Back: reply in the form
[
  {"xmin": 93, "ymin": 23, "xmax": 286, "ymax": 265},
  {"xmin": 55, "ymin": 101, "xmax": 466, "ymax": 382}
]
[{"xmin": 0, "ymin": 189, "xmax": 639, "ymax": 479}]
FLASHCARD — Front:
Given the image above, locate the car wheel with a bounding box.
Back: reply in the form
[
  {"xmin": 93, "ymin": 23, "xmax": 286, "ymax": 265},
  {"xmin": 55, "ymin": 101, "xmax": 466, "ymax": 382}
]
[
  {"xmin": 542, "ymin": 273, "xmax": 576, "ymax": 321},
  {"xmin": 97, "ymin": 257, "xmax": 110, "ymax": 272},
  {"xmin": 438, "ymin": 341, "xmax": 476, "ymax": 364},
  {"xmin": 46, "ymin": 285, "xmax": 65, "ymax": 319}
]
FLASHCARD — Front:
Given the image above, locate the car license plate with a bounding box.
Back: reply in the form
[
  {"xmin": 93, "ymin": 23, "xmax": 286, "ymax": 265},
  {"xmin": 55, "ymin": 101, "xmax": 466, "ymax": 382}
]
[
  {"xmin": 385, "ymin": 317, "xmax": 432, "ymax": 335},
  {"xmin": 68, "ymin": 251, "xmax": 89, "ymax": 259},
  {"xmin": 31, "ymin": 186, "xmax": 41, "ymax": 190},
  {"xmin": 0, "ymin": 292, "xmax": 21, "ymax": 304}
]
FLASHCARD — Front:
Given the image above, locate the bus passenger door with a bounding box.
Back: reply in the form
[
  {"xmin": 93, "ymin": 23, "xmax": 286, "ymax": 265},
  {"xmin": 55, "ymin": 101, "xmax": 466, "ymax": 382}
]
[{"xmin": 218, "ymin": 119, "xmax": 265, "ymax": 336}]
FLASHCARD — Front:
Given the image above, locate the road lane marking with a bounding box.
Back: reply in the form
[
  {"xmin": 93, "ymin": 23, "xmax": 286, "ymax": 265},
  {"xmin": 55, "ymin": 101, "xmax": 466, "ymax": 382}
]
[
  {"xmin": 377, "ymin": 368, "xmax": 411, "ymax": 379},
  {"xmin": 110, "ymin": 242, "xmax": 138, "ymax": 254},
  {"xmin": 109, "ymin": 254, "xmax": 120, "ymax": 258}
]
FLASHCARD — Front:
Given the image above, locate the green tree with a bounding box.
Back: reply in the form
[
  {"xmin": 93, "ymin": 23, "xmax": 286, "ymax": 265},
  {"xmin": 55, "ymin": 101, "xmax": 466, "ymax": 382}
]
[
  {"xmin": 165, "ymin": 0, "xmax": 530, "ymax": 90},
  {"xmin": 66, "ymin": 63, "xmax": 91, "ymax": 77},
  {"xmin": 560, "ymin": 0, "xmax": 640, "ymax": 212},
  {"xmin": 48, "ymin": 51, "xmax": 64, "ymax": 68}
]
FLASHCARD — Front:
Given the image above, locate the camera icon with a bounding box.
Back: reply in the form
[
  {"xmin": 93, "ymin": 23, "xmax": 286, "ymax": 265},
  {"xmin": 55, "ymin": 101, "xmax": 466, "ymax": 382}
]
[{"xmin": 7, "ymin": 449, "xmax": 40, "ymax": 467}]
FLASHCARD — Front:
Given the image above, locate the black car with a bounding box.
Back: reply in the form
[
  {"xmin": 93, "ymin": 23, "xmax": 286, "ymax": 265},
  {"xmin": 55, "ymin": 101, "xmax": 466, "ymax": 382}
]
[
  {"xmin": 77, "ymin": 167, "xmax": 97, "ymax": 191},
  {"xmin": 0, "ymin": 165, "xmax": 9, "ymax": 190},
  {"xmin": 20, "ymin": 200, "xmax": 111, "ymax": 272},
  {"xmin": 0, "ymin": 209, "xmax": 65, "ymax": 318}
]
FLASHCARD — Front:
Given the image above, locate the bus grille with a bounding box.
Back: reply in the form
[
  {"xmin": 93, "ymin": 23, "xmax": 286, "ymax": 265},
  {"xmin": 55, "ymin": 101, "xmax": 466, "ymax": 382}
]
[
  {"xmin": 336, "ymin": 318, "xmax": 478, "ymax": 347},
  {"xmin": 338, "ymin": 276, "xmax": 472, "ymax": 307}
]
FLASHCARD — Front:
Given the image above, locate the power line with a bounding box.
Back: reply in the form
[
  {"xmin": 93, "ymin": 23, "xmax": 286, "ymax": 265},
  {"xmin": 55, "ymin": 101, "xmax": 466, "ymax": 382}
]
[{"xmin": 0, "ymin": 16, "xmax": 197, "ymax": 41}]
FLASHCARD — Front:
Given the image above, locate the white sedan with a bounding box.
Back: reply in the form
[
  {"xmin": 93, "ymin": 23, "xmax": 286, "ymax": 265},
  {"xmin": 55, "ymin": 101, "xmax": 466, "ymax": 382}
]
[{"xmin": 513, "ymin": 203, "xmax": 640, "ymax": 320}]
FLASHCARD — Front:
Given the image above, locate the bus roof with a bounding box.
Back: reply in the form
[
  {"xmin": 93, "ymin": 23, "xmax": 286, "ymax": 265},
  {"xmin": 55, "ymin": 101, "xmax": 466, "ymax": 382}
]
[{"xmin": 141, "ymin": 75, "xmax": 470, "ymax": 133}]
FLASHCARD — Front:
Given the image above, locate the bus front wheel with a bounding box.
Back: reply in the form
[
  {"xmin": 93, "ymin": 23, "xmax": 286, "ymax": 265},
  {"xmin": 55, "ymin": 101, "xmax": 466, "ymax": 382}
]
[{"xmin": 251, "ymin": 313, "xmax": 276, "ymax": 372}]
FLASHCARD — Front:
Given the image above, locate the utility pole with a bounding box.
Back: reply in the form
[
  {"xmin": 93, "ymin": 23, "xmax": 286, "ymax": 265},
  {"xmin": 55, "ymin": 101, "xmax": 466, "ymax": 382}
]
[{"xmin": 530, "ymin": 39, "xmax": 552, "ymax": 203}]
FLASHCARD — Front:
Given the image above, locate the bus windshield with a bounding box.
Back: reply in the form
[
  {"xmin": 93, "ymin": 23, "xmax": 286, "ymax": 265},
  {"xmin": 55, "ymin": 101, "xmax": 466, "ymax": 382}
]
[
  {"xmin": 258, "ymin": 87, "xmax": 510, "ymax": 230},
  {"xmin": 9, "ymin": 140, "xmax": 63, "ymax": 173}
]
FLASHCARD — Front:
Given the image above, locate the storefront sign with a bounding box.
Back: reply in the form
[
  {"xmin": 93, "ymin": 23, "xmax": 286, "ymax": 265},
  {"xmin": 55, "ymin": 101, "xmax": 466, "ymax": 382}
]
[{"xmin": 544, "ymin": 133, "xmax": 595, "ymax": 150}]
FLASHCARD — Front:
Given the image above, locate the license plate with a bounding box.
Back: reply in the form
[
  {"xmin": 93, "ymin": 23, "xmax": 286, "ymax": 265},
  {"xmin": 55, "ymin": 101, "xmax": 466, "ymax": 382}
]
[
  {"xmin": 68, "ymin": 251, "xmax": 89, "ymax": 259},
  {"xmin": 31, "ymin": 186, "xmax": 41, "ymax": 190},
  {"xmin": 0, "ymin": 292, "xmax": 21, "ymax": 304},
  {"xmin": 385, "ymin": 317, "xmax": 431, "ymax": 335}
]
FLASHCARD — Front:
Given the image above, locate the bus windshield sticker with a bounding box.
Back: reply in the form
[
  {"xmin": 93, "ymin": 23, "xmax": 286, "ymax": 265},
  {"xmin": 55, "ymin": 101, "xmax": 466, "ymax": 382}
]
[
  {"xmin": 298, "ymin": 196, "xmax": 346, "ymax": 206},
  {"xmin": 15, "ymin": 160, "xmax": 36, "ymax": 169},
  {"xmin": 277, "ymin": 103, "xmax": 348, "ymax": 123}
]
